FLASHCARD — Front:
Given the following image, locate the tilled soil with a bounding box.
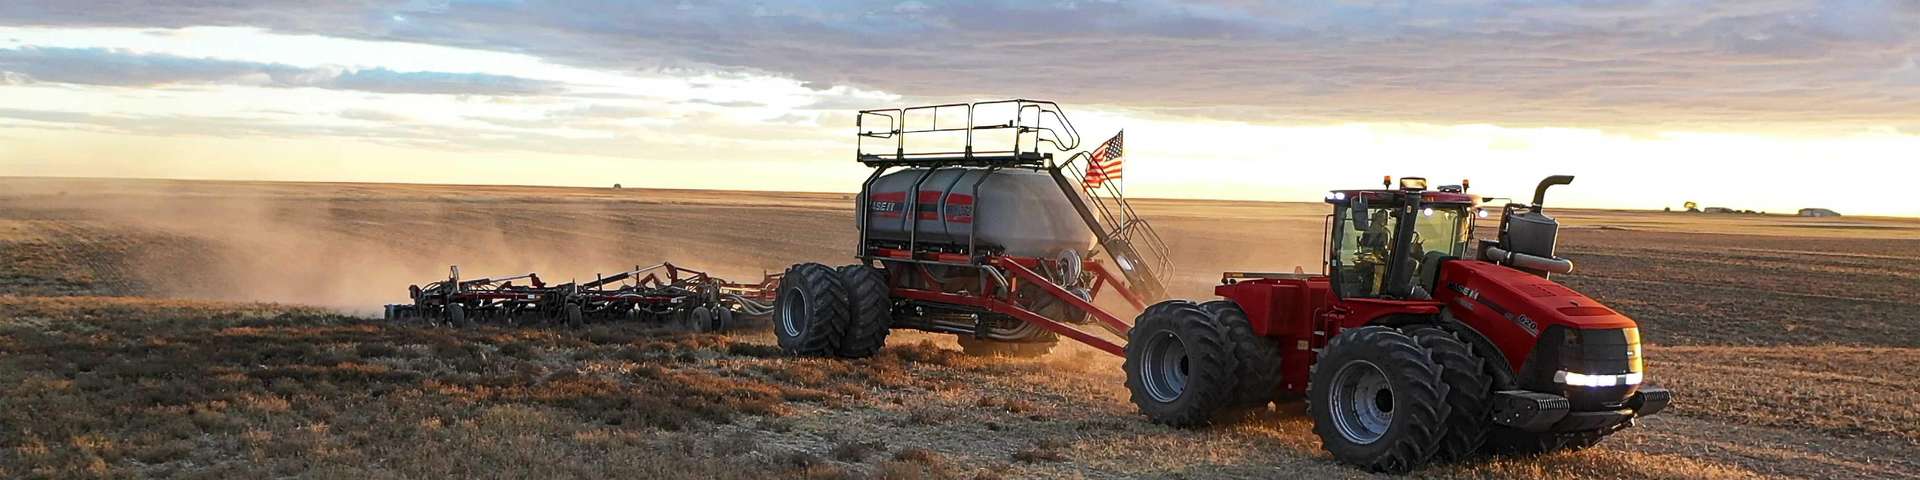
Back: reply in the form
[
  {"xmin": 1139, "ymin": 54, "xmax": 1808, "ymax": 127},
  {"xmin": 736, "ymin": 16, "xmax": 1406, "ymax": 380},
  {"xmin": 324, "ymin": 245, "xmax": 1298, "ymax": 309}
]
[{"xmin": 2, "ymin": 177, "xmax": 1917, "ymax": 479}]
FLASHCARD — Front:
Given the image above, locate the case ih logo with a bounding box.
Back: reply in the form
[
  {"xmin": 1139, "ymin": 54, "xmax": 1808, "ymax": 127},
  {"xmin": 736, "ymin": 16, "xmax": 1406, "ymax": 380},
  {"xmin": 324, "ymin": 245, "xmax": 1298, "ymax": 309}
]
[
  {"xmin": 867, "ymin": 192, "xmax": 974, "ymax": 223},
  {"xmin": 868, "ymin": 200, "xmax": 902, "ymax": 216},
  {"xmin": 1449, "ymin": 282, "xmax": 1538, "ymax": 336}
]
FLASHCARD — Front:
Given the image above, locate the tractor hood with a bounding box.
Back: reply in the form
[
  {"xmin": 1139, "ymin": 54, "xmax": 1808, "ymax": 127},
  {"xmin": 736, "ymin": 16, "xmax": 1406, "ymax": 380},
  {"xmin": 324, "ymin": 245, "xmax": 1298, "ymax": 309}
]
[{"xmin": 1437, "ymin": 259, "xmax": 1645, "ymax": 409}]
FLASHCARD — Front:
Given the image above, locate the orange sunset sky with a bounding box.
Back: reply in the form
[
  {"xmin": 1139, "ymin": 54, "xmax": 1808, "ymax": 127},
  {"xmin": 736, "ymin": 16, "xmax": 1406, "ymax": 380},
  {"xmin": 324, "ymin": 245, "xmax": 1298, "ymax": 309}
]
[{"xmin": 1, "ymin": 2, "xmax": 1916, "ymax": 216}]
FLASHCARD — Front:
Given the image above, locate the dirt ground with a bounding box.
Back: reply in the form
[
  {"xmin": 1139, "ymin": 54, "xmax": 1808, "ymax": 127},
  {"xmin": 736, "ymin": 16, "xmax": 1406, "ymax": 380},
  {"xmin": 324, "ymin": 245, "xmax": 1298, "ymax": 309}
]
[{"xmin": 1, "ymin": 177, "xmax": 1916, "ymax": 479}]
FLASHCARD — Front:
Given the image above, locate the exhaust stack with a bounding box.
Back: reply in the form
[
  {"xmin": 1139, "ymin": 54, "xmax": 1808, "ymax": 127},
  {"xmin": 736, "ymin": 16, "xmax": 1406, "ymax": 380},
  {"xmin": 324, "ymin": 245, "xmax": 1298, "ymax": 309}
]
[{"xmin": 1493, "ymin": 175, "xmax": 1577, "ymax": 279}]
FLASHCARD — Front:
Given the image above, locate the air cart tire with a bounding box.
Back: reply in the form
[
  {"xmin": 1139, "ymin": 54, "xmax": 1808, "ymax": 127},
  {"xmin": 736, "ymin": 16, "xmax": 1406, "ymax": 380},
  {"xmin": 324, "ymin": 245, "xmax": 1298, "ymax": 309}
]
[
  {"xmin": 1124, "ymin": 300, "xmax": 1237, "ymax": 427},
  {"xmin": 836, "ymin": 264, "xmax": 893, "ymax": 358},
  {"xmin": 773, "ymin": 263, "xmax": 848, "ymax": 356},
  {"xmin": 1200, "ymin": 300, "xmax": 1287, "ymax": 409},
  {"xmin": 1309, "ymin": 326, "xmax": 1450, "ymax": 473},
  {"xmin": 449, "ymin": 304, "xmax": 473, "ymax": 329},
  {"xmin": 956, "ymin": 336, "xmax": 1054, "ymax": 358},
  {"xmin": 1407, "ymin": 325, "xmax": 1494, "ymax": 462},
  {"xmin": 565, "ymin": 304, "xmax": 584, "ymax": 329}
]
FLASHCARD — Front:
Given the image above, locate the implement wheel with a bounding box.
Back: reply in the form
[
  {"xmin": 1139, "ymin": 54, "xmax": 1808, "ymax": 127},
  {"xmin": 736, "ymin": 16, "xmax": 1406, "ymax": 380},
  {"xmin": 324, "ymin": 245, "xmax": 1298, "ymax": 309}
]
[
  {"xmin": 1123, "ymin": 300, "xmax": 1237, "ymax": 427},
  {"xmin": 449, "ymin": 304, "xmax": 473, "ymax": 329},
  {"xmin": 565, "ymin": 304, "xmax": 585, "ymax": 329},
  {"xmin": 773, "ymin": 263, "xmax": 848, "ymax": 356},
  {"xmin": 836, "ymin": 264, "xmax": 893, "ymax": 358},
  {"xmin": 1309, "ymin": 326, "xmax": 1450, "ymax": 473}
]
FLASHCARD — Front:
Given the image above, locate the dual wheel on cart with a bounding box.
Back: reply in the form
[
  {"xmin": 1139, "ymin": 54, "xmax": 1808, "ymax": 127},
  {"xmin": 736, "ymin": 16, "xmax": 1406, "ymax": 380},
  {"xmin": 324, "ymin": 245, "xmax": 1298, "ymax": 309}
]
[
  {"xmin": 773, "ymin": 262, "xmax": 1059, "ymax": 358},
  {"xmin": 1124, "ymin": 300, "xmax": 1604, "ymax": 473}
]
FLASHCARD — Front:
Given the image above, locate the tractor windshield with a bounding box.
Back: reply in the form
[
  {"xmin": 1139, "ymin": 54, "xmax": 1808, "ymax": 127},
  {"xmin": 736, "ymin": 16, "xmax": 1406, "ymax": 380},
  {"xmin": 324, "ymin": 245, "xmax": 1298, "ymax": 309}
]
[{"xmin": 1331, "ymin": 201, "xmax": 1470, "ymax": 299}]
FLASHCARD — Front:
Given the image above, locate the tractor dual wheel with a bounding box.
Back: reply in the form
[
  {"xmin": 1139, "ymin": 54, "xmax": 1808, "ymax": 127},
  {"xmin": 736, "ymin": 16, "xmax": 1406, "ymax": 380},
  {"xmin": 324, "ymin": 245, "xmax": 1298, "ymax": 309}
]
[
  {"xmin": 773, "ymin": 263, "xmax": 849, "ymax": 356},
  {"xmin": 1308, "ymin": 326, "xmax": 1451, "ymax": 473},
  {"xmin": 836, "ymin": 264, "xmax": 893, "ymax": 358},
  {"xmin": 1123, "ymin": 300, "xmax": 1238, "ymax": 427},
  {"xmin": 1407, "ymin": 325, "xmax": 1495, "ymax": 462},
  {"xmin": 1199, "ymin": 300, "xmax": 1288, "ymax": 409}
]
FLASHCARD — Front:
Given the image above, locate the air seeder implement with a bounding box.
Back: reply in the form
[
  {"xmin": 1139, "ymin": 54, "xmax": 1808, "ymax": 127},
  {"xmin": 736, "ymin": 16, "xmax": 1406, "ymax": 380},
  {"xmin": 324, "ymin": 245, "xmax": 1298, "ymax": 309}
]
[
  {"xmin": 386, "ymin": 263, "xmax": 779, "ymax": 331},
  {"xmin": 772, "ymin": 99, "xmax": 1671, "ymax": 472}
]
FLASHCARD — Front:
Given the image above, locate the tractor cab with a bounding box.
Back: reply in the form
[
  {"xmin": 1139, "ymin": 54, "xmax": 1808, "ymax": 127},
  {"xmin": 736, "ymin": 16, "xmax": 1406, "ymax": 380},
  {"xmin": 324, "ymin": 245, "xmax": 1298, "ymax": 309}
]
[{"xmin": 1324, "ymin": 177, "xmax": 1477, "ymax": 300}]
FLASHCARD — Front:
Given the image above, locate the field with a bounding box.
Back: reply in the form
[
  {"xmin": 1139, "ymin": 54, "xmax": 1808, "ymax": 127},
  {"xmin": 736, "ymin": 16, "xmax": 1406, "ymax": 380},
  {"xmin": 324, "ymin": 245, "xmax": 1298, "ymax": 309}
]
[{"xmin": 1, "ymin": 177, "xmax": 1916, "ymax": 479}]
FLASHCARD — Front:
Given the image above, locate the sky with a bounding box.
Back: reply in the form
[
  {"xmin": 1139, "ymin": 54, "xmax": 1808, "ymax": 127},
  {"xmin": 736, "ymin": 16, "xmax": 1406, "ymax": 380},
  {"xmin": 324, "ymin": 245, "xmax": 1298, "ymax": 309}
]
[{"xmin": 0, "ymin": 1, "xmax": 1917, "ymax": 216}]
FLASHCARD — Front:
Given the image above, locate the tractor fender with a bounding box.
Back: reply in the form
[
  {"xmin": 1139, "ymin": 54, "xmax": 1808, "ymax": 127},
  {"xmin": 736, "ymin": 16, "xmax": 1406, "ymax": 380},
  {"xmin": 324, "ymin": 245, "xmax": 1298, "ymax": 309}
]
[{"xmin": 1438, "ymin": 309, "xmax": 1519, "ymax": 390}]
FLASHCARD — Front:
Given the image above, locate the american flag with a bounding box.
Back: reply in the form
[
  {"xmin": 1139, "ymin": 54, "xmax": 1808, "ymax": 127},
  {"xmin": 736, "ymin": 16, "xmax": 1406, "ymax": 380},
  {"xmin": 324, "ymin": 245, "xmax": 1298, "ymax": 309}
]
[{"xmin": 1083, "ymin": 130, "xmax": 1123, "ymax": 191}]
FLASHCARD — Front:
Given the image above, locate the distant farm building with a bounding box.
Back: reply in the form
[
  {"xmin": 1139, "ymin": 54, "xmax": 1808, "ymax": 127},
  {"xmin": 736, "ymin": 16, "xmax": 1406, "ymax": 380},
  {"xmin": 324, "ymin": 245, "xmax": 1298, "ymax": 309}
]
[
  {"xmin": 1798, "ymin": 208, "xmax": 1840, "ymax": 217},
  {"xmin": 1702, "ymin": 207, "xmax": 1735, "ymax": 214}
]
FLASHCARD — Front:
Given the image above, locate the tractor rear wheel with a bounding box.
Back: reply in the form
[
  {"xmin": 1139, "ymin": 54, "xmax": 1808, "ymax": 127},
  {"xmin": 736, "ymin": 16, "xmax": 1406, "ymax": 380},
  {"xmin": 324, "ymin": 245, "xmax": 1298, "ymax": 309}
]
[
  {"xmin": 773, "ymin": 263, "xmax": 848, "ymax": 356},
  {"xmin": 957, "ymin": 336, "xmax": 1054, "ymax": 357},
  {"xmin": 1200, "ymin": 300, "xmax": 1287, "ymax": 409},
  {"xmin": 1309, "ymin": 326, "xmax": 1450, "ymax": 473},
  {"xmin": 1406, "ymin": 325, "xmax": 1494, "ymax": 462},
  {"xmin": 836, "ymin": 264, "xmax": 893, "ymax": 358},
  {"xmin": 1124, "ymin": 300, "xmax": 1238, "ymax": 427}
]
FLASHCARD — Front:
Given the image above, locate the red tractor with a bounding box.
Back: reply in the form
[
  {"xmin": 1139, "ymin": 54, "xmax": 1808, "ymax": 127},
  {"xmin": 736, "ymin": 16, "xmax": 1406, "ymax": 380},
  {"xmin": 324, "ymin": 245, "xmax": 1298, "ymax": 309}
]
[
  {"xmin": 1128, "ymin": 175, "xmax": 1669, "ymax": 471},
  {"xmin": 773, "ymin": 100, "xmax": 1669, "ymax": 472}
]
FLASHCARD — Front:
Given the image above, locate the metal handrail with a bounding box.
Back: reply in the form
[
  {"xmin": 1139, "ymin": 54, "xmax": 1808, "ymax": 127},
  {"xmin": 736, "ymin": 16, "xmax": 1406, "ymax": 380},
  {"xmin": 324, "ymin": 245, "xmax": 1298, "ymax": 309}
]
[
  {"xmin": 856, "ymin": 99, "xmax": 1080, "ymax": 165},
  {"xmin": 1058, "ymin": 150, "xmax": 1175, "ymax": 282}
]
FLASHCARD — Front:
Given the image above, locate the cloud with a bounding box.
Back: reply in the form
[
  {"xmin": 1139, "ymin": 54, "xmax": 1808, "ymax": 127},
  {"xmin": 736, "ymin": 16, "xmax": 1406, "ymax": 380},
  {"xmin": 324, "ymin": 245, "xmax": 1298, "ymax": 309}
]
[
  {"xmin": 0, "ymin": 46, "xmax": 561, "ymax": 95},
  {"xmin": 1, "ymin": 1, "xmax": 1916, "ymax": 127}
]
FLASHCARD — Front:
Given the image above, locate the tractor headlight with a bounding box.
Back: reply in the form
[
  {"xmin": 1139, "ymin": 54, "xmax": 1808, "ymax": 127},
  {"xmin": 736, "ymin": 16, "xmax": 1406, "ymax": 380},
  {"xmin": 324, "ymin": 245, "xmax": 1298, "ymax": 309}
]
[{"xmin": 1555, "ymin": 370, "xmax": 1643, "ymax": 387}]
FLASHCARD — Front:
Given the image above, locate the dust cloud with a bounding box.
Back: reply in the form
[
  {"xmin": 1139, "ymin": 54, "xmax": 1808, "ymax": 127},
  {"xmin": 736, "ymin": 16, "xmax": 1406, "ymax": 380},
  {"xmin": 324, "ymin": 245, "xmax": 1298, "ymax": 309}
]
[
  {"xmin": 1, "ymin": 179, "xmax": 852, "ymax": 316},
  {"xmin": 3, "ymin": 178, "xmax": 1344, "ymax": 316}
]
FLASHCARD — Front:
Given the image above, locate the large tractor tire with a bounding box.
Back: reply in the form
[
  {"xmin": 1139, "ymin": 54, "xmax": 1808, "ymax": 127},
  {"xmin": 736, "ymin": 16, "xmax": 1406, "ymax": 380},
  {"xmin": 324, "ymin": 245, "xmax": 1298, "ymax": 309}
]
[
  {"xmin": 1308, "ymin": 326, "xmax": 1450, "ymax": 473},
  {"xmin": 773, "ymin": 263, "xmax": 849, "ymax": 356},
  {"xmin": 836, "ymin": 264, "xmax": 893, "ymax": 358},
  {"xmin": 1124, "ymin": 300, "xmax": 1238, "ymax": 427},
  {"xmin": 1406, "ymin": 325, "xmax": 1494, "ymax": 462},
  {"xmin": 1483, "ymin": 428, "xmax": 1609, "ymax": 456},
  {"xmin": 957, "ymin": 336, "xmax": 1055, "ymax": 358},
  {"xmin": 1199, "ymin": 300, "xmax": 1287, "ymax": 409}
]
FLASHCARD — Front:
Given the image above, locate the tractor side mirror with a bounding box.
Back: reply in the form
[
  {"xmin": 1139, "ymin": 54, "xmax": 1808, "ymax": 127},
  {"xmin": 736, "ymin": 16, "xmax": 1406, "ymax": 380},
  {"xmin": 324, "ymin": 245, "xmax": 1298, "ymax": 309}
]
[{"xmin": 1350, "ymin": 196, "xmax": 1370, "ymax": 231}]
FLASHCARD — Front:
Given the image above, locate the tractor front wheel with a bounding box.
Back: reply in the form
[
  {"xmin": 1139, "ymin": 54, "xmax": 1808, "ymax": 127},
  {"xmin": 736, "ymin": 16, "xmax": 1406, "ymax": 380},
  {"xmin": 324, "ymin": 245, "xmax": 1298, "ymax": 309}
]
[
  {"xmin": 1309, "ymin": 326, "xmax": 1450, "ymax": 473},
  {"xmin": 773, "ymin": 263, "xmax": 849, "ymax": 356},
  {"xmin": 1124, "ymin": 300, "xmax": 1238, "ymax": 427},
  {"xmin": 1407, "ymin": 325, "xmax": 1494, "ymax": 462}
]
